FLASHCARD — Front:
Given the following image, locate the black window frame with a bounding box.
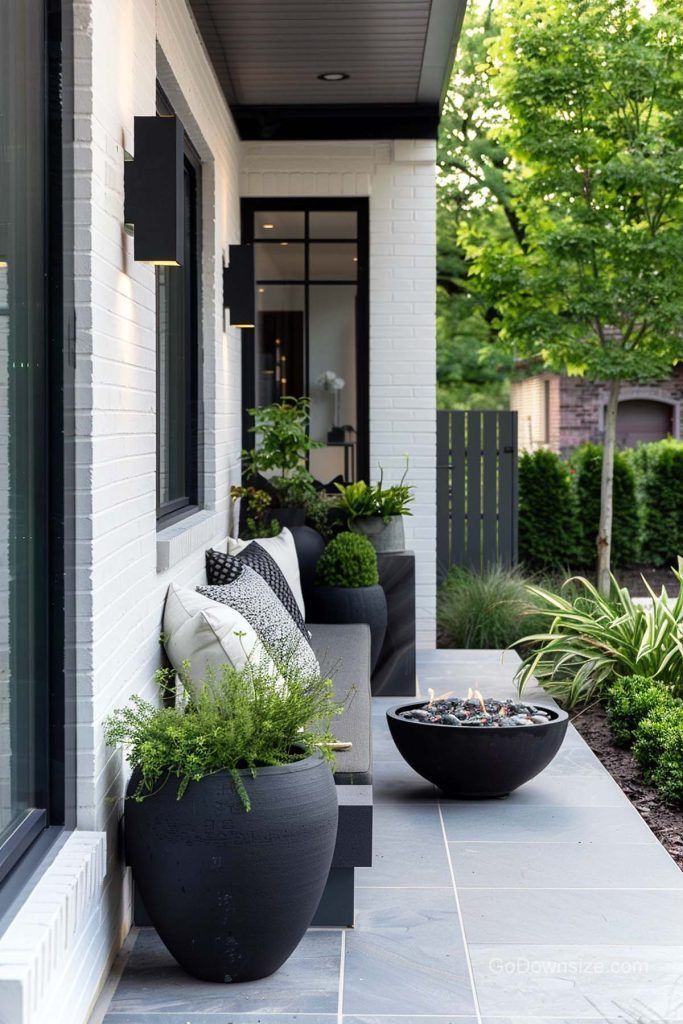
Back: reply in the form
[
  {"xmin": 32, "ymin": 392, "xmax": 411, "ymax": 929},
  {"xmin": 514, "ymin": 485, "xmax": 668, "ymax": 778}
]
[
  {"xmin": 240, "ymin": 197, "xmax": 370, "ymax": 484},
  {"xmin": 0, "ymin": 0, "xmax": 72, "ymax": 898},
  {"xmin": 155, "ymin": 89, "xmax": 202, "ymax": 527}
]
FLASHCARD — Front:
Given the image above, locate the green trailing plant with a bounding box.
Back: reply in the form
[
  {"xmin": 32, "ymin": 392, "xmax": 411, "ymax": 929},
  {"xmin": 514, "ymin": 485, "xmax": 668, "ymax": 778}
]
[
  {"xmin": 606, "ymin": 675, "xmax": 675, "ymax": 748},
  {"xmin": 571, "ymin": 444, "xmax": 639, "ymax": 568},
  {"xmin": 632, "ymin": 439, "xmax": 683, "ymax": 568},
  {"xmin": 242, "ymin": 398, "xmax": 324, "ymax": 508},
  {"xmin": 437, "ymin": 565, "xmax": 548, "ymax": 650},
  {"xmin": 518, "ymin": 449, "xmax": 580, "ymax": 571},
  {"xmin": 104, "ymin": 659, "xmax": 343, "ymax": 812},
  {"xmin": 633, "ymin": 703, "xmax": 683, "ymax": 805},
  {"xmin": 317, "ymin": 532, "xmax": 379, "ymax": 588},
  {"xmin": 515, "ymin": 565, "xmax": 683, "ymax": 709},
  {"xmin": 230, "ymin": 485, "xmax": 281, "ymax": 540}
]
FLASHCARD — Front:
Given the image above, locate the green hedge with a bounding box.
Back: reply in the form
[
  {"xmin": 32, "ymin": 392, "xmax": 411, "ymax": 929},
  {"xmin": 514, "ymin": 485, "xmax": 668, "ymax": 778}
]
[
  {"xmin": 517, "ymin": 440, "xmax": 683, "ymax": 571},
  {"xmin": 570, "ymin": 443, "xmax": 639, "ymax": 567},
  {"xmin": 518, "ymin": 450, "xmax": 580, "ymax": 570},
  {"xmin": 631, "ymin": 440, "xmax": 683, "ymax": 567},
  {"xmin": 607, "ymin": 675, "xmax": 683, "ymax": 806}
]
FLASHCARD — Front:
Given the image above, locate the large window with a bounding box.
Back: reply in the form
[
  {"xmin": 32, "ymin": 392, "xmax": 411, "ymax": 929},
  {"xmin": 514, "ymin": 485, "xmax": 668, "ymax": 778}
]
[
  {"xmin": 0, "ymin": 0, "xmax": 62, "ymax": 883},
  {"xmin": 156, "ymin": 96, "xmax": 201, "ymax": 524},
  {"xmin": 241, "ymin": 200, "xmax": 369, "ymax": 484}
]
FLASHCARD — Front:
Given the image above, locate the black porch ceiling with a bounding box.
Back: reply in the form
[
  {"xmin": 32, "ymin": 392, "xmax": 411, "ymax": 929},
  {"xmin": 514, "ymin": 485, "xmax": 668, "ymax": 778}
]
[{"xmin": 188, "ymin": 0, "xmax": 467, "ymax": 139}]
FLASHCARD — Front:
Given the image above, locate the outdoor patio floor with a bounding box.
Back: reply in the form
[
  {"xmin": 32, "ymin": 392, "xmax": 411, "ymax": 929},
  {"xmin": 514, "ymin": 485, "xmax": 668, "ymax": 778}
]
[{"xmin": 90, "ymin": 650, "xmax": 683, "ymax": 1024}]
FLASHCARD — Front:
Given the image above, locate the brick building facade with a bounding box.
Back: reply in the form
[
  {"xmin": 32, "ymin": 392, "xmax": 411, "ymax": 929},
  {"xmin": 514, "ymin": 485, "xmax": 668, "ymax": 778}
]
[{"xmin": 511, "ymin": 366, "xmax": 683, "ymax": 454}]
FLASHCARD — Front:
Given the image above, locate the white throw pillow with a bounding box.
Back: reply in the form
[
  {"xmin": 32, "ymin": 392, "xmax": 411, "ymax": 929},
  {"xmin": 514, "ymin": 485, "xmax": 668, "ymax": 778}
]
[
  {"xmin": 228, "ymin": 527, "xmax": 305, "ymax": 618},
  {"xmin": 163, "ymin": 583, "xmax": 282, "ymax": 693}
]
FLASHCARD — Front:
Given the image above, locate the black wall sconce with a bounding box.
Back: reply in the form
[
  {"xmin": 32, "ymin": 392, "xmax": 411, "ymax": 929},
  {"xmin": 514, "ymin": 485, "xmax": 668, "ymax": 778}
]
[
  {"xmin": 223, "ymin": 245, "xmax": 256, "ymax": 328},
  {"xmin": 124, "ymin": 115, "xmax": 183, "ymax": 265}
]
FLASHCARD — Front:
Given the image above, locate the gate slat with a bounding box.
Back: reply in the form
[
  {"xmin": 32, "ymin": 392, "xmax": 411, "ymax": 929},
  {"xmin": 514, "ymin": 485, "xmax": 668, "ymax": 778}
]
[
  {"xmin": 450, "ymin": 412, "xmax": 465, "ymax": 568},
  {"xmin": 498, "ymin": 411, "xmax": 515, "ymax": 567},
  {"xmin": 436, "ymin": 411, "xmax": 450, "ymax": 582},
  {"xmin": 466, "ymin": 411, "xmax": 481, "ymax": 571},
  {"xmin": 482, "ymin": 411, "xmax": 498, "ymax": 566}
]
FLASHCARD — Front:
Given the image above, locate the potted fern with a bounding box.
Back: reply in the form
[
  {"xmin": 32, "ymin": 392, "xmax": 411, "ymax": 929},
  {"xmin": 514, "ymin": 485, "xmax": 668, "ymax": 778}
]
[
  {"xmin": 105, "ymin": 658, "xmax": 342, "ymax": 984},
  {"xmin": 335, "ymin": 459, "xmax": 414, "ymax": 553},
  {"xmin": 315, "ymin": 532, "xmax": 388, "ymax": 670}
]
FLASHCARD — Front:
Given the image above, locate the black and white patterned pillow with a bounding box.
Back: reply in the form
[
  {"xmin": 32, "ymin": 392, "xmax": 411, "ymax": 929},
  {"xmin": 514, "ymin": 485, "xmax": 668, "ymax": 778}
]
[
  {"xmin": 206, "ymin": 546, "xmax": 309, "ymax": 641},
  {"xmin": 198, "ymin": 557, "xmax": 319, "ymax": 677}
]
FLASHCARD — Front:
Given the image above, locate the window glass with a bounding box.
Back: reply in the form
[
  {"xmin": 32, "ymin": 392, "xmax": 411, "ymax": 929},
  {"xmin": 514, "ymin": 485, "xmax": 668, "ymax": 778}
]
[
  {"xmin": 255, "ymin": 242, "xmax": 305, "ymax": 281},
  {"xmin": 157, "ymin": 149, "xmax": 200, "ymax": 520},
  {"xmin": 309, "ymin": 211, "xmax": 357, "ymax": 239},
  {"xmin": 255, "ymin": 285, "xmax": 305, "ymax": 406},
  {"xmin": 0, "ymin": 0, "xmax": 50, "ymax": 866},
  {"xmin": 254, "ymin": 211, "xmax": 305, "ymax": 240},
  {"xmin": 309, "ymin": 243, "xmax": 358, "ymax": 281}
]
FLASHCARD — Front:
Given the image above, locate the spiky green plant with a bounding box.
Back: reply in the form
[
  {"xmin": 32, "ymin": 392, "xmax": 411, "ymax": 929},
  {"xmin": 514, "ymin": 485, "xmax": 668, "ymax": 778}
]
[
  {"xmin": 105, "ymin": 659, "xmax": 344, "ymax": 811},
  {"xmin": 514, "ymin": 564, "xmax": 683, "ymax": 709}
]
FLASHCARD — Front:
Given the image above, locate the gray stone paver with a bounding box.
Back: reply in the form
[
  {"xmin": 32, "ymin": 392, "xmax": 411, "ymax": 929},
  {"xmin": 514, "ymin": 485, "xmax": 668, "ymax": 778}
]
[{"xmin": 93, "ymin": 649, "xmax": 683, "ymax": 1024}]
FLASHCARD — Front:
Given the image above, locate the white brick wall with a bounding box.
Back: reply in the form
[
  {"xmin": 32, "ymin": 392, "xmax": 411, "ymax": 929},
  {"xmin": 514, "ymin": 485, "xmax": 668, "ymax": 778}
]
[
  {"xmin": 26, "ymin": 5, "xmax": 438, "ymax": 1020},
  {"xmin": 241, "ymin": 140, "xmax": 438, "ymax": 648},
  {"xmin": 66, "ymin": 1, "xmax": 243, "ymax": 1018}
]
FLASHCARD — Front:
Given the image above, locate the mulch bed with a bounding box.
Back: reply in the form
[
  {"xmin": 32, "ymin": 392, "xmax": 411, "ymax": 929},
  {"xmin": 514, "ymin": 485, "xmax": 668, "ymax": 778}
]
[
  {"xmin": 611, "ymin": 564, "xmax": 678, "ymax": 596},
  {"xmin": 571, "ymin": 702, "xmax": 683, "ymax": 870}
]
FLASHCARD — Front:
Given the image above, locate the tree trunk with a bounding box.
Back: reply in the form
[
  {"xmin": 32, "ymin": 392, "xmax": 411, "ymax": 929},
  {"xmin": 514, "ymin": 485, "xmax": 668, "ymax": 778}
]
[{"xmin": 596, "ymin": 379, "xmax": 621, "ymax": 596}]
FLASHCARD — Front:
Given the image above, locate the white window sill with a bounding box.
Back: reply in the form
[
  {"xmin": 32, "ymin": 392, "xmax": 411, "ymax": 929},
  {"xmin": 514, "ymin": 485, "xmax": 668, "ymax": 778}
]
[{"xmin": 156, "ymin": 509, "xmax": 222, "ymax": 573}]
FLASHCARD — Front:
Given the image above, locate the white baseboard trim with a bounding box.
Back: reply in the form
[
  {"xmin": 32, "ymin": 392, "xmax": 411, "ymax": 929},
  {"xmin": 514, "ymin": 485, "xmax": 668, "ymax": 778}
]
[{"xmin": 0, "ymin": 831, "xmax": 107, "ymax": 1024}]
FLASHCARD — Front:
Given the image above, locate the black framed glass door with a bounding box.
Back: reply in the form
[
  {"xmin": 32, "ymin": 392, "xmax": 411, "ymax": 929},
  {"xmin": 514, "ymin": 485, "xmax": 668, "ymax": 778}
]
[
  {"xmin": 241, "ymin": 199, "xmax": 369, "ymax": 485},
  {"xmin": 0, "ymin": 0, "xmax": 58, "ymax": 882}
]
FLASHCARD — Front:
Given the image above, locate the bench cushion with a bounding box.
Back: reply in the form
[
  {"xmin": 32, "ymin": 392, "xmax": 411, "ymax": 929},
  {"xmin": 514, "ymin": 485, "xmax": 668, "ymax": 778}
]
[{"xmin": 308, "ymin": 622, "xmax": 372, "ymax": 785}]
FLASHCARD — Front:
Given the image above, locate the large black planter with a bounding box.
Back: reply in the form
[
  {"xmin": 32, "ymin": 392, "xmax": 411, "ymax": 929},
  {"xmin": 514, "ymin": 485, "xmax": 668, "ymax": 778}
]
[
  {"xmin": 387, "ymin": 701, "xmax": 568, "ymax": 798},
  {"xmin": 125, "ymin": 751, "xmax": 338, "ymax": 982},
  {"xmin": 289, "ymin": 525, "xmax": 326, "ymax": 606},
  {"xmin": 313, "ymin": 584, "xmax": 388, "ymax": 671},
  {"xmin": 267, "ymin": 506, "xmax": 307, "ymax": 529}
]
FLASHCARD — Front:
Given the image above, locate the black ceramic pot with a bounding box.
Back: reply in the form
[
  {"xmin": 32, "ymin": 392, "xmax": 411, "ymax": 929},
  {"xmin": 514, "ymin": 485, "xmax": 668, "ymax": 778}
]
[
  {"xmin": 268, "ymin": 506, "xmax": 306, "ymax": 529},
  {"xmin": 125, "ymin": 751, "xmax": 338, "ymax": 982},
  {"xmin": 313, "ymin": 584, "xmax": 388, "ymax": 671},
  {"xmin": 386, "ymin": 701, "xmax": 568, "ymax": 798},
  {"xmin": 288, "ymin": 525, "xmax": 326, "ymax": 606}
]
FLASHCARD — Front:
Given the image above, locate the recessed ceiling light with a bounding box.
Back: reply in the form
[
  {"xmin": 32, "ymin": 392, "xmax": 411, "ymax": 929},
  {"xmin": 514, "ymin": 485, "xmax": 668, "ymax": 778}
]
[
  {"xmin": 318, "ymin": 72, "xmax": 349, "ymax": 82},
  {"xmin": 280, "ymin": 241, "xmax": 289, "ymax": 247},
  {"xmin": 352, "ymin": 256, "xmax": 358, "ymax": 262},
  {"xmin": 258, "ymin": 287, "xmax": 265, "ymax": 293},
  {"xmin": 262, "ymin": 223, "xmax": 274, "ymax": 229}
]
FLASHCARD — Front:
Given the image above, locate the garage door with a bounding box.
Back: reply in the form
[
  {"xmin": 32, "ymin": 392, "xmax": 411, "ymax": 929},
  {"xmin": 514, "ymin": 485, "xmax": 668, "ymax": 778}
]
[{"xmin": 615, "ymin": 399, "xmax": 673, "ymax": 446}]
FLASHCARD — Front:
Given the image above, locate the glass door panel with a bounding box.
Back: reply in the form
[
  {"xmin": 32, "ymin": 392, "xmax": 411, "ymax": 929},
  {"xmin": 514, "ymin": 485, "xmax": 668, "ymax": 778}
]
[{"xmin": 246, "ymin": 201, "xmax": 367, "ymax": 485}]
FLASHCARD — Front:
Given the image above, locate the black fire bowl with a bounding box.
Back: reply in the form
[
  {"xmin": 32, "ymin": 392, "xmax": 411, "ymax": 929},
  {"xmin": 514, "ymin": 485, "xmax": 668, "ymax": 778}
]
[{"xmin": 386, "ymin": 700, "xmax": 569, "ymax": 798}]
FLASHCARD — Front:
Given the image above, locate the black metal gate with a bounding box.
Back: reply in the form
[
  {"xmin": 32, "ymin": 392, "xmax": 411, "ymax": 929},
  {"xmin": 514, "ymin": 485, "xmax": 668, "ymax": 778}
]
[{"xmin": 436, "ymin": 410, "xmax": 518, "ymax": 580}]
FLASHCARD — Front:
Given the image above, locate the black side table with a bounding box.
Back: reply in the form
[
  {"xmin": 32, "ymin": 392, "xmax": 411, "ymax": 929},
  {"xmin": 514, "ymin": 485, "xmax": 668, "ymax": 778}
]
[{"xmin": 372, "ymin": 550, "xmax": 416, "ymax": 696}]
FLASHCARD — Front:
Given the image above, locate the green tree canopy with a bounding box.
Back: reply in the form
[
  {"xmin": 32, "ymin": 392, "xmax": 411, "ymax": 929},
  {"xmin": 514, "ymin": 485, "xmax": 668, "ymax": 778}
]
[{"xmin": 447, "ymin": 0, "xmax": 683, "ymax": 590}]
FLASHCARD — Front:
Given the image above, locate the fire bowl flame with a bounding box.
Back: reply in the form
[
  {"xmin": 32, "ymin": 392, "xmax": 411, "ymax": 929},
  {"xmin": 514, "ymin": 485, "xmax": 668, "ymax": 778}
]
[{"xmin": 386, "ymin": 692, "xmax": 568, "ymax": 799}]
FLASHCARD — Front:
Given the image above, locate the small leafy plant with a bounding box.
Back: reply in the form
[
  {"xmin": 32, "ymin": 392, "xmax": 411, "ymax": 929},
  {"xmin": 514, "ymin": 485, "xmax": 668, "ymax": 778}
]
[
  {"xmin": 317, "ymin": 532, "xmax": 379, "ymax": 588},
  {"xmin": 334, "ymin": 459, "xmax": 414, "ymax": 523},
  {"xmin": 230, "ymin": 485, "xmax": 281, "ymax": 540},
  {"xmin": 514, "ymin": 564, "xmax": 683, "ymax": 709},
  {"xmin": 242, "ymin": 398, "xmax": 323, "ymax": 508},
  {"xmin": 104, "ymin": 659, "xmax": 343, "ymax": 811}
]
